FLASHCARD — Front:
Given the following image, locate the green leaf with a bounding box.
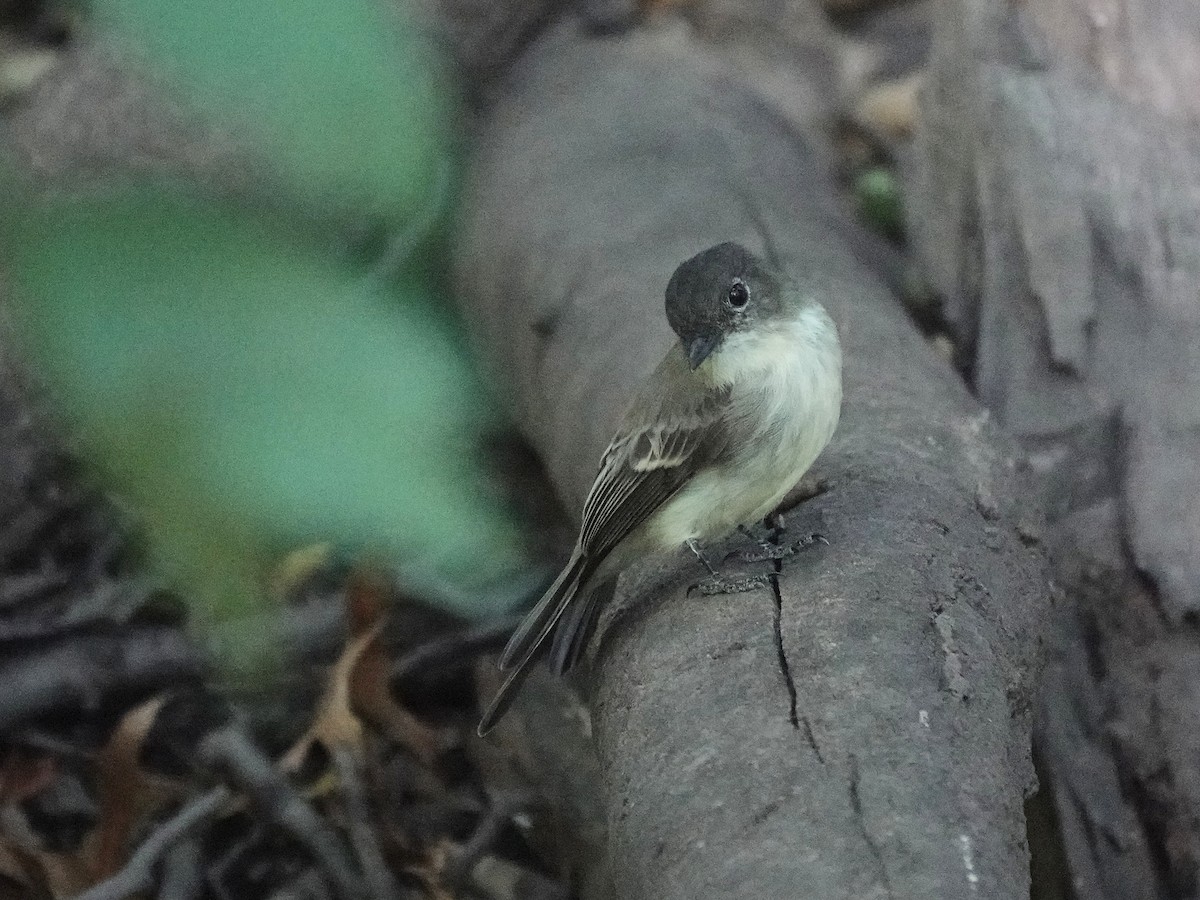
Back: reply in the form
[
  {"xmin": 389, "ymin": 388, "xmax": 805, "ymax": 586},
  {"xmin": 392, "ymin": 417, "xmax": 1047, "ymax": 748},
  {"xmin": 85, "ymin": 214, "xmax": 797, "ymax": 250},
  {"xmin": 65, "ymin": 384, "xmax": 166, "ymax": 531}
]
[
  {"xmin": 854, "ymin": 166, "xmax": 905, "ymax": 241},
  {"xmin": 4, "ymin": 182, "xmax": 530, "ymax": 637},
  {"xmin": 91, "ymin": 0, "xmax": 452, "ymax": 227}
]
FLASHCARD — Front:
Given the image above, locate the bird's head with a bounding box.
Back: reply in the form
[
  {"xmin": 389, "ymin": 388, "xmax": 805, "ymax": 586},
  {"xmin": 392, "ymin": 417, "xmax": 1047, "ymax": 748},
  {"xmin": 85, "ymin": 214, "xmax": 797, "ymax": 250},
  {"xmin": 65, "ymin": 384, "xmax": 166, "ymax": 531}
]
[{"xmin": 664, "ymin": 242, "xmax": 786, "ymax": 371}]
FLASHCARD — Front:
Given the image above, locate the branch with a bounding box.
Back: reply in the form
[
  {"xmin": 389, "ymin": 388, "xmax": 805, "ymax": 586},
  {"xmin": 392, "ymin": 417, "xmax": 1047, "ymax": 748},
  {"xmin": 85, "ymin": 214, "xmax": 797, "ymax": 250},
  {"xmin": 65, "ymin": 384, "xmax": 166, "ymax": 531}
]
[{"xmin": 75, "ymin": 787, "xmax": 229, "ymax": 900}]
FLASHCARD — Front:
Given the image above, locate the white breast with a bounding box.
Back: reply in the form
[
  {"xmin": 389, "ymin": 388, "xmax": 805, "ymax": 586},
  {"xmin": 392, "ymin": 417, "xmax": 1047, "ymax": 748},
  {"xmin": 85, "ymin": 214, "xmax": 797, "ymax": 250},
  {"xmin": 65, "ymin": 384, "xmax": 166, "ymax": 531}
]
[{"xmin": 649, "ymin": 303, "xmax": 842, "ymax": 546}]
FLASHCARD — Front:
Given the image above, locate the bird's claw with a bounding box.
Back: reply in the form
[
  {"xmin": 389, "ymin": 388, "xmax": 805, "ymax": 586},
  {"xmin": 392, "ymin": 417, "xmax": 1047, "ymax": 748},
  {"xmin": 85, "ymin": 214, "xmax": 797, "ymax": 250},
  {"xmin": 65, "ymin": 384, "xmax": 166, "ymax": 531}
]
[
  {"xmin": 688, "ymin": 574, "xmax": 772, "ymax": 596},
  {"xmin": 739, "ymin": 532, "xmax": 828, "ymax": 562},
  {"xmin": 793, "ymin": 531, "xmax": 829, "ymax": 551}
]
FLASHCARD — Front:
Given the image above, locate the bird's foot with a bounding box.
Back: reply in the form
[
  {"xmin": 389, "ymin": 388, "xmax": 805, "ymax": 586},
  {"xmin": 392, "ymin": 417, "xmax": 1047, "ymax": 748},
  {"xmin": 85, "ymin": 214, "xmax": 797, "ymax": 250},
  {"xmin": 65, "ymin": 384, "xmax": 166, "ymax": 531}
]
[
  {"xmin": 737, "ymin": 523, "xmax": 777, "ymax": 559},
  {"xmin": 688, "ymin": 573, "xmax": 772, "ymax": 596},
  {"xmin": 738, "ymin": 530, "xmax": 828, "ymax": 563},
  {"xmin": 685, "ymin": 525, "xmax": 827, "ymax": 594},
  {"xmin": 791, "ymin": 531, "xmax": 828, "ymax": 552}
]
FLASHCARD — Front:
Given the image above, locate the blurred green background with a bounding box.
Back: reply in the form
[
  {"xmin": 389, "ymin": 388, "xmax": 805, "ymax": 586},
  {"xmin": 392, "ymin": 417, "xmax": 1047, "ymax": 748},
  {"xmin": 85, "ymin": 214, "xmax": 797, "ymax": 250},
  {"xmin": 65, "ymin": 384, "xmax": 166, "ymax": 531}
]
[{"xmin": 1, "ymin": 0, "xmax": 532, "ymax": 666}]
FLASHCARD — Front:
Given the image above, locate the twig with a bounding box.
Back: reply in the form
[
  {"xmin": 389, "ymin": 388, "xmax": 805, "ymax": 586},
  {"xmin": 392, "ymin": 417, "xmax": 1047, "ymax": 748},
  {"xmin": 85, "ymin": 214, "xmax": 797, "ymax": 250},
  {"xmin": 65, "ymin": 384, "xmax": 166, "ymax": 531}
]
[
  {"xmin": 0, "ymin": 570, "xmax": 70, "ymax": 605},
  {"xmin": 0, "ymin": 627, "xmax": 203, "ymax": 731},
  {"xmin": 265, "ymin": 870, "xmax": 335, "ymax": 900},
  {"xmin": 75, "ymin": 786, "xmax": 229, "ymax": 900},
  {"xmin": 331, "ymin": 748, "xmax": 408, "ymax": 900},
  {"xmin": 444, "ymin": 793, "xmax": 531, "ymax": 888},
  {"xmin": 156, "ymin": 836, "xmax": 204, "ymax": 900},
  {"xmin": 391, "ymin": 615, "xmax": 521, "ymax": 685},
  {"xmin": 199, "ymin": 725, "xmax": 367, "ymax": 899}
]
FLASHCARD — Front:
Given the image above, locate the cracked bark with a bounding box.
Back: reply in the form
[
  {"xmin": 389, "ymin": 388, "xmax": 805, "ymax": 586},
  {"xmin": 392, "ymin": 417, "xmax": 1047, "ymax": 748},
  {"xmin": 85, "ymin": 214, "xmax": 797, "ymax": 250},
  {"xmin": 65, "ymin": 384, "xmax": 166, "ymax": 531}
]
[
  {"xmin": 768, "ymin": 559, "xmax": 801, "ymax": 733},
  {"xmin": 454, "ymin": 13, "xmax": 1049, "ymax": 899},
  {"xmin": 849, "ymin": 753, "xmax": 895, "ymax": 898}
]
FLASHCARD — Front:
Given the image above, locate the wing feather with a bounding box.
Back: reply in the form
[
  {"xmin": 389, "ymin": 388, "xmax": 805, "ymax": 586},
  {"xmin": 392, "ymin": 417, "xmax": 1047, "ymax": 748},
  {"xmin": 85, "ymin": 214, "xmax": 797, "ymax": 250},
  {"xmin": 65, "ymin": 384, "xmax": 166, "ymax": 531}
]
[
  {"xmin": 579, "ymin": 377, "xmax": 731, "ymax": 558},
  {"xmin": 477, "ymin": 349, "xmax": 731, "ymax": 736}
]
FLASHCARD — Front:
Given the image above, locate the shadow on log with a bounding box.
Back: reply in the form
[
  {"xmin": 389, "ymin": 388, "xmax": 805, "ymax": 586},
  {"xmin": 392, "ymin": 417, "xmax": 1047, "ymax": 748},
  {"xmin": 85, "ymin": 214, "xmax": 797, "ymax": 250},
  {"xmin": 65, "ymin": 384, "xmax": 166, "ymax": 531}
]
[{"xmin": 455, "ymin": 18, "xmax": 1048, "ymax": 899}]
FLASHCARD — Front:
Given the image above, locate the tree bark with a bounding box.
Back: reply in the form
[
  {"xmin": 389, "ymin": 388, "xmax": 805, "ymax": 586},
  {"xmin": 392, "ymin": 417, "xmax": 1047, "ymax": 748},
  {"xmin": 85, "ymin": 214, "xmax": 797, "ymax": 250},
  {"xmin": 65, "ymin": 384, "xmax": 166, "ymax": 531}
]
[
  {"xmin": 909, "ymin": 1, "xmax": 1200, "ymax": 896},
  {"xmin": 455, "ymin": 17, "xmax": 1048, "ymax": 899}
]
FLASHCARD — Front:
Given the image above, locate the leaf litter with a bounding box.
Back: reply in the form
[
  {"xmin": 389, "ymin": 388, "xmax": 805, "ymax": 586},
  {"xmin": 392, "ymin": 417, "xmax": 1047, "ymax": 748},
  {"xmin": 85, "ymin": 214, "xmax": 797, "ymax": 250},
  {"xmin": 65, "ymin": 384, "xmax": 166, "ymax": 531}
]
[{"xmin": 0, "ymin": 555, "xmax": 578, "ymax": 900}]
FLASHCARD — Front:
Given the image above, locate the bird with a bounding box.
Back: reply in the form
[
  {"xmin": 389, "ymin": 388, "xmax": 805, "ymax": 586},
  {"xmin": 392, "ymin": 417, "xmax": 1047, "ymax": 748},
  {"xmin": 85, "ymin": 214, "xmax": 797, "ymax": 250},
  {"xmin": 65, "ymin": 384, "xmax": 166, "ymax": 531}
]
[{"xmin": 477, "ymin": 241, "xmax": 842, "ymax": 735}]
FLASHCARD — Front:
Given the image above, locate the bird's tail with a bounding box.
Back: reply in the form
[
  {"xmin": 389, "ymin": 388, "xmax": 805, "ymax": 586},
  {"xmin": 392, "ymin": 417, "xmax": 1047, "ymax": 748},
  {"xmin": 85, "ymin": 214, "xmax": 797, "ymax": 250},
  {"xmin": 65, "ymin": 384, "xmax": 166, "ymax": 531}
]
[
  {"xmin": 477, "ymin": 549, "xmax": 590, "ymax": 735},
  {"xmin": 549, "ymin": 573, "xmax": 617, "ymax": 676}
]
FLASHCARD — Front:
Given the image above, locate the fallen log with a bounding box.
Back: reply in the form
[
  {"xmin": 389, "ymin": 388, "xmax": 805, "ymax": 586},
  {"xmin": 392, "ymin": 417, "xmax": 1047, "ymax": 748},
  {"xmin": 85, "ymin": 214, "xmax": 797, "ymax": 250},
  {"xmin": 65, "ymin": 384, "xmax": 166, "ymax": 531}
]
[{"xmin": 455, "ymin": 18, "xmax": 1049, "ymax": 899}]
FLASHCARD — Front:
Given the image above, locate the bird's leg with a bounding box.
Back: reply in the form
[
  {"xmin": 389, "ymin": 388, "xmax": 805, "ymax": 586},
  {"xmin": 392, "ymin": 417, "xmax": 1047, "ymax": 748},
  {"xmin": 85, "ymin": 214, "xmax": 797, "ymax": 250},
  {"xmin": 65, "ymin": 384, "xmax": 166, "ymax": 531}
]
[
  {"xmin": 765, "ymin": 510, "xmax": 787, "ymax": 540},
  {"xmin": 686, "ymin": 538, "xmax": 717, "ymax": 577},
  {"xmin": 686, "ymin": 538, "xmax": 770, "ymax": 596}
]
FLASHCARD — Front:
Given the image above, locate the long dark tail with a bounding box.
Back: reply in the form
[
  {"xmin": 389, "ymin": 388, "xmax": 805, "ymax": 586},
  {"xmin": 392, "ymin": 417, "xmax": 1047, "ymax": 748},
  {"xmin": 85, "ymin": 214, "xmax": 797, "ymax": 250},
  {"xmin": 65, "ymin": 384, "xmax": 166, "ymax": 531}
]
[
  {"xmin": 549, "ymin": 573, "xmax": 617, "ymax": 676},
  {"xmin": 477, "ymin": 549, "xmax": 592, "ymax": 735}
]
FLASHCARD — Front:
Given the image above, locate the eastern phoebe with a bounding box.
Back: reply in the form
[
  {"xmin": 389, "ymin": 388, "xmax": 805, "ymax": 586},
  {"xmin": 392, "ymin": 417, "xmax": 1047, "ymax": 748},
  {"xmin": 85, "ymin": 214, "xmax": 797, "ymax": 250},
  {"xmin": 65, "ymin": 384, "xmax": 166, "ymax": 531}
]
[{"xmin": 478, "ymin": 242, "xmax": 842, "ymax": 735}]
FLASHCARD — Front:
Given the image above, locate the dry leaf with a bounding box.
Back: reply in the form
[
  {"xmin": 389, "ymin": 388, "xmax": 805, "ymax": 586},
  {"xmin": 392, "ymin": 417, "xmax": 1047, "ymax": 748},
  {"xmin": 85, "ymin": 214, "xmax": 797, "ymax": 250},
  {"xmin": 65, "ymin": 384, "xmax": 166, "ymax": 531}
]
[
  {"xmin": 270, "ymin": 543, "xmax": 334, "ymax": 600},
  {"xmin": 854, "ymin": 72, "xmax": 923, "ymax": 142},
  {"xmin": 0, "ymin": 843, "xmax": 32, "ymax": 894},
  {"xmin": 85, "ymin": 698, "xmax": 181, "ymax": 881},
  {"xmin": 0, "ymin": 750, "xmax": 57, "ymax": 806},
  {"xmin": 348, "ymin": 627, "xmax": 441, "ymax": 764},
  {"xmin": 0, "ymin": 756, "xmax": 89, "ymax": 897},
  {"xmin": 404, "ymin": 837, "xmax": 456, "ymax": 900},
  {"xmin": 283, "ymin": 568, "xmax": 442, "ymax": 777},
  {"xmin": 0, "ymin": 701, "xmax": 182, "ymax": 897}
]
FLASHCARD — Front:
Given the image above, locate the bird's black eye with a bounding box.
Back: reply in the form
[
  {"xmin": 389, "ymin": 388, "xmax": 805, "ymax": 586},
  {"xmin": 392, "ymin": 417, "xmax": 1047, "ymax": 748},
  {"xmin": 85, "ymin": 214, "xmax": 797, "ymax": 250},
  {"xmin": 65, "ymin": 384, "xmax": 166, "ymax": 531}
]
[{"xmin": 726, "ymin": 279, "xmax": 750, "ymax": 309}]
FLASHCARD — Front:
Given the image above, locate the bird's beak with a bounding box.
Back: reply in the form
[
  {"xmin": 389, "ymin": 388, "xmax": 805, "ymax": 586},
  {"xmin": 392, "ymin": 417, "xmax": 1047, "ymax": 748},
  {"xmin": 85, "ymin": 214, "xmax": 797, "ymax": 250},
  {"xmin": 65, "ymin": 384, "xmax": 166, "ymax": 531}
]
[{"xmin": 686, "ymin": 335, "xmax": 719, "ymax": 370}]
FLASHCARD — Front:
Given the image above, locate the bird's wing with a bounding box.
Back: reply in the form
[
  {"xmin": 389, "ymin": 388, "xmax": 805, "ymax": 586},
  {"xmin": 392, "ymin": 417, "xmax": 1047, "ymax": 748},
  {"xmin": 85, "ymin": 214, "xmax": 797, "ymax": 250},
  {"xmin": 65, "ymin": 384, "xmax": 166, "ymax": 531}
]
[
  {"xmin": 579, "ymin": 369, "xmax": 732, "ymax": 558},
  {"xmin": 479, "ymin": 351, "xmax": 731, "ymax": 735}
]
